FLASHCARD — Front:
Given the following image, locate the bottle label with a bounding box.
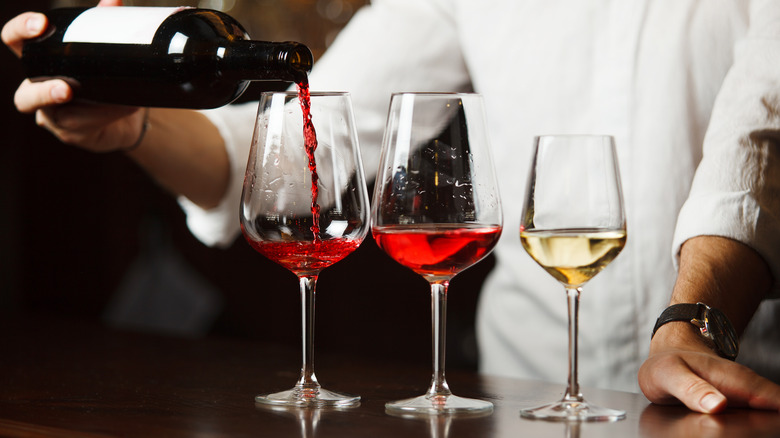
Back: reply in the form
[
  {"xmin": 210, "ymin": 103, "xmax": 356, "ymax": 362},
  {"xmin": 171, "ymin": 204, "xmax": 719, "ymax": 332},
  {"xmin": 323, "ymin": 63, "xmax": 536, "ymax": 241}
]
[{"xmin": 63, "ymin": 7, "xmax": 190, "ymax": 45}]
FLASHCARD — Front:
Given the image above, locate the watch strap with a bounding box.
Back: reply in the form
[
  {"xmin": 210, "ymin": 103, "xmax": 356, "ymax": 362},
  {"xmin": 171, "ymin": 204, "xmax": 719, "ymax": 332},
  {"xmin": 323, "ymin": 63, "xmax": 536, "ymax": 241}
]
[{"xmin": 651, "ymin": 303, "xmax": 700, "ymax": 338}]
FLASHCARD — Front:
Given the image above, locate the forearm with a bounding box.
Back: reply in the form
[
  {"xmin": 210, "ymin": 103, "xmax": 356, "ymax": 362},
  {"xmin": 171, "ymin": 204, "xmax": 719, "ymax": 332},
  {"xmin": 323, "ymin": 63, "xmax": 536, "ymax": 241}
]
[
  {"xmin": 126, "ymin": 108, "xmax": 229, "ymax": 209},
  {"xmin": 656, "ymin": 235, "xmax": 772, "ymax": 348}
]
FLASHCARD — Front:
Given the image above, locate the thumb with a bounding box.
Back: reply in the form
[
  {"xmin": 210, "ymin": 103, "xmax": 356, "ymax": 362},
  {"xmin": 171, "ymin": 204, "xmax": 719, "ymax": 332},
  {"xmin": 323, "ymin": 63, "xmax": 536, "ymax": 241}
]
[
  {"xmin": 675, "ymin": 377, "xmax": 728, "ymax": 414},
  {"xmin": 665, "ymin": 364, "xmax": 728, "ymax": 413},
  {"xmin": 640, "ymin": 353, "xmax": 728, "ymax": 413},
  {"xmin": 97, "ymin": 0, "xmax": 123, "ymax": 6}
]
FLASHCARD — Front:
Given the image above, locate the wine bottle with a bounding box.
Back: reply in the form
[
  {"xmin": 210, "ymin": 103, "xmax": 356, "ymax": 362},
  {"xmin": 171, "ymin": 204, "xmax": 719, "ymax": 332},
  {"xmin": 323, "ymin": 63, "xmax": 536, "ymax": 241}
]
[{"xmin": 21, "ymin": 7, "xmax": 313, "ymax": 109}]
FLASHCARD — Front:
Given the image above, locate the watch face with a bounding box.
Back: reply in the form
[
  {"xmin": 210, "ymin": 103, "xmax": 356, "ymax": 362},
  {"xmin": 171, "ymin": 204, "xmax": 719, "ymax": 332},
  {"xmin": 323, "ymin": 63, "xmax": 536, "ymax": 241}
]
[{"xmin": 704, "ymin": 307, "xmax": 739, "ymax": 360}]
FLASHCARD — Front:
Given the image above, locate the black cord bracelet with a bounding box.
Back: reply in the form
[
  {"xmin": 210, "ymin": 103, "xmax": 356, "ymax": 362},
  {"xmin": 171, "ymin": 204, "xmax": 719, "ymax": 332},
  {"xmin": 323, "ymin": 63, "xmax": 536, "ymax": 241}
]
[{"xmin": 121, "ymin": 107, "xmax": 150, "ymax": 152}]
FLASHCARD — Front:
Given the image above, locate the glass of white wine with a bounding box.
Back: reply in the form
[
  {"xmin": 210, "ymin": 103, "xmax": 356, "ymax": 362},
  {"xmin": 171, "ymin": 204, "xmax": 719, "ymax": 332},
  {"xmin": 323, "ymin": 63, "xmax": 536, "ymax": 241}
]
[{"xmin": 519, "ymin": 135, "xmax": 627, "ymax": 422}]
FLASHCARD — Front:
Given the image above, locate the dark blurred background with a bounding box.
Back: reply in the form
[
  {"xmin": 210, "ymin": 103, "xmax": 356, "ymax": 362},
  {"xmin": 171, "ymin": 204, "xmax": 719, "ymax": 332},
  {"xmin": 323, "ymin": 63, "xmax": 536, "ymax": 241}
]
[{"xmin": 0, "ymin": 0, "xmax": 494, "ymax": 371}]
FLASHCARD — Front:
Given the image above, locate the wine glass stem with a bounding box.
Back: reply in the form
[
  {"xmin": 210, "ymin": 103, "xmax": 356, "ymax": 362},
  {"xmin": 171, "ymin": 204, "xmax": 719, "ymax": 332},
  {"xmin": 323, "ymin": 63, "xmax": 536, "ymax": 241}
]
[
  {"xmin": 564, "ymin": 287, "xmax": 583, "ymax": 403},
  {"xmin": 297, "ymin": 275, "xmax": 320, "ymax": 391},
  {"xmin": 427, "ymin": 281, "xmax": 452, "ymax": 398}
]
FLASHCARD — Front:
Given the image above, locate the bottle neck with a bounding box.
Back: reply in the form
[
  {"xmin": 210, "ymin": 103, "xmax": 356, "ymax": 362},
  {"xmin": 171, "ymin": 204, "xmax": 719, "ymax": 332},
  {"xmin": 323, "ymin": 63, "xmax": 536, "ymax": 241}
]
[{"xmin": 221, "ymin": 40, "xmax": 313, "ymax": 84}]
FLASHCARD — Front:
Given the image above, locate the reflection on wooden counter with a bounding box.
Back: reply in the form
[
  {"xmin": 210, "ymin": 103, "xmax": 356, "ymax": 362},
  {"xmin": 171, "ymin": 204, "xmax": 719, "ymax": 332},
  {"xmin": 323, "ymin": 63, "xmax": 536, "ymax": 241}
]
[{"xmin": 0, "ymin": 315, "xmax": 777, "ymax": 438}]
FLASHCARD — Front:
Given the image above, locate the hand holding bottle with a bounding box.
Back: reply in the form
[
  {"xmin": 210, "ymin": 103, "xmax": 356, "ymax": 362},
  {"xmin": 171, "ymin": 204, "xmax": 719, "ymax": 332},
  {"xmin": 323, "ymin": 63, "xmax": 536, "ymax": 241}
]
[
  {"xmin": 2, "ymin": 1, "xmax": 235, "ymax": 208},
  {"xmin": 2, "ymin": 0, "xmax": 147, "ymax": 153}
]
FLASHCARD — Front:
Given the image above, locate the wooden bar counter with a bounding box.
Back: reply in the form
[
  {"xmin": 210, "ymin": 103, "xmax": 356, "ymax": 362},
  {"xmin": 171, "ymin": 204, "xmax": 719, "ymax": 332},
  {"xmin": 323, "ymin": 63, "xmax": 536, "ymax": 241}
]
[{"xmin": 0, "ymin": 315, "xmax": 777, "ymax": 437}]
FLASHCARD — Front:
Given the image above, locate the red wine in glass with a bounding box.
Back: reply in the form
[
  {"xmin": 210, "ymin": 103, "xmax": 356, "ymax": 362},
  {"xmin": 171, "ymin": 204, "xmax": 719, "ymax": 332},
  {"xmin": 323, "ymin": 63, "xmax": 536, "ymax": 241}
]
[
  {"xmin": 240, "ymin": 90, "xmax": 369, "ymax": 407},
  {"xmin": 371, "ymin": 92, "xmax": 502, "ymax": 414},
  {"xmin": 244, "ymin": 238, "xmax": 362, "ymax": 275},
  {"xmin": 373, "ymin": 223, "xmax": 501, "ymax": 279}
]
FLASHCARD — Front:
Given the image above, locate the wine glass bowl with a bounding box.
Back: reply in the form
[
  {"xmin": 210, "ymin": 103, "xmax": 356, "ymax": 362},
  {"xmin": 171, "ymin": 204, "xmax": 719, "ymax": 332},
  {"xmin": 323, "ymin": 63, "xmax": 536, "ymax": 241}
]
[
  {"xmin": 372, "ymin": 92, "xmax": 502, "ymax": 414},
  {"xmin": 519, "ymin": 135, "xmax": 627, "ymax": 421},
  {"xmin": 240, "ymin": 91, "xmax": 370, "ymax": 407}
]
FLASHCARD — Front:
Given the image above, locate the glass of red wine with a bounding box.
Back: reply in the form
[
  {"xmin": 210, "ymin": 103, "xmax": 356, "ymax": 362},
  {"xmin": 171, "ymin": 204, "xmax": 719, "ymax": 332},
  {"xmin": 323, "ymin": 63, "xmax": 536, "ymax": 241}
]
[
  {"xmin": 372, "ymin": 92, "xmax": 503, "ymax": 414},
  {"xmin": 519, "ymin": 135, "xmax": 627, "ymax": 421},
  {"xmin": 240, "ymin": 91, "xmax": 370, "ymax": 407}
]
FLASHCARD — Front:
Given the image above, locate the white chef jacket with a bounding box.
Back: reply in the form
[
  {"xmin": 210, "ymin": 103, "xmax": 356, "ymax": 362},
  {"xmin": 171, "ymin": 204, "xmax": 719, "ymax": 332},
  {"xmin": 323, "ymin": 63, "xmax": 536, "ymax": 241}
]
[{"xmin": 180, "ymin": 0, "xmax": 780, "ymax": 391}]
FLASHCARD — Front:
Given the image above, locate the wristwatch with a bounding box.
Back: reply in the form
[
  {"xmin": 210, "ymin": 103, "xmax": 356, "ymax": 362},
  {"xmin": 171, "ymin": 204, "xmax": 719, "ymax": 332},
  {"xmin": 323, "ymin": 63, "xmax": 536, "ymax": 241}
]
[{"xmin": 651, "ymin": 302, "xmax": 739, "ymax": 361}]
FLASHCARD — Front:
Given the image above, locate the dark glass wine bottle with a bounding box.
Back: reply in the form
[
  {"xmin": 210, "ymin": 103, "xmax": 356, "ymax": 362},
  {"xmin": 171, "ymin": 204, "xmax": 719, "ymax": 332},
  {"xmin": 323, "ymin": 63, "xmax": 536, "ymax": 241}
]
[{"xmin": 22, "ymin": 7, "xmax": 313, "ymax": 109}]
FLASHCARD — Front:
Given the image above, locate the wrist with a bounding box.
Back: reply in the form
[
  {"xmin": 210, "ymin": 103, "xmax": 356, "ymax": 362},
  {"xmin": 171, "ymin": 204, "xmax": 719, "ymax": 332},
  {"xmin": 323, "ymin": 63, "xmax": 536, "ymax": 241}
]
[
  {"xmin": 649, "ymin": 321, "xmax": 713, "ymax": 355},
  {"xmin": 120, "ymin": 107, "xmax": 150, "ymax": 152}
]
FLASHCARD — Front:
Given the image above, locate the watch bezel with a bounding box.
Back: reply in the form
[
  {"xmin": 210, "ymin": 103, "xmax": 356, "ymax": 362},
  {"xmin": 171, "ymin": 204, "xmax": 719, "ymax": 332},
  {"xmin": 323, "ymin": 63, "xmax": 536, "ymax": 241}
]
[{"xmin": 699, "ymin": 303, "xmax": 739, "ymax": 360}]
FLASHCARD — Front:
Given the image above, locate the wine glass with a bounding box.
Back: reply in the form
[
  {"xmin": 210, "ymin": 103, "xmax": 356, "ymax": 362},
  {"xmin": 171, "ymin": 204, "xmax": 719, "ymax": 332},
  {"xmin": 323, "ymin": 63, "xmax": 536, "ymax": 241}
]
[
  {"xmin": 519, "ymin": 135, "xmax": 627, "ymax": 421},
  {"xmin": 240, "ymin": 91, "xmax": 370, "ymax": 407},
  {"xmin": 372, "ymin": 92, "xmax": 503, "ymax": 414}
]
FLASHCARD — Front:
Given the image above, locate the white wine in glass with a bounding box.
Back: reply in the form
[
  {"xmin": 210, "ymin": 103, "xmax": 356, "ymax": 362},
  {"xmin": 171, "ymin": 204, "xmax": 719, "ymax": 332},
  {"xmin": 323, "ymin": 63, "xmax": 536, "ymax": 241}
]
[
  {"xmin": 519, "ymin": 135, "xmax": 627, "ymax": 422},
  {"xmin": 521, "ymin": 229, "xmax": 626, "ymax": 288}
]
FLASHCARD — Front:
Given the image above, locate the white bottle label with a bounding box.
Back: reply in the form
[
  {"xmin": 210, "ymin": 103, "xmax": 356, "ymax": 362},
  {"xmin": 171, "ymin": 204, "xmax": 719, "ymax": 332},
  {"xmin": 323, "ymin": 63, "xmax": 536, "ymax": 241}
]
[{"xmin": 63, "ymin": 7, "xmax": 190, "ymax": 45}]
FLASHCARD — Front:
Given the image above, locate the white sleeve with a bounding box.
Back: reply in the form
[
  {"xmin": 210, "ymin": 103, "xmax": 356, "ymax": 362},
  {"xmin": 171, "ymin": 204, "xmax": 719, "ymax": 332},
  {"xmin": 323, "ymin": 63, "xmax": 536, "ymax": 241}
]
[
  {"xmin": 178, "ymin": 0, "xmax": 470, "ymax": 247},
  {"xmin": 178, "ymin": 102, "xmax": 257, "ymax": 248},
  {"xmin": 672, "ymin": 0, "xmax": 780, "ymax": 294}
]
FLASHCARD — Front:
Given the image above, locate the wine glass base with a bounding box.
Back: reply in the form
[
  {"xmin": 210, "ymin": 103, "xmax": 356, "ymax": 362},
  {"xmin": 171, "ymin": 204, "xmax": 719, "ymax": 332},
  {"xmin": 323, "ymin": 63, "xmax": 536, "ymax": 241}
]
[
  {"xmin": 386, "ymin": 394, "xmax": 493, "ymax": 415},
  {"xmin": 255, "ymin": 387, "xmax": 360, "ymax": 408},
  {"xmin": 520, "ymin": 399, "xmax": 625, "ymax": 422}
]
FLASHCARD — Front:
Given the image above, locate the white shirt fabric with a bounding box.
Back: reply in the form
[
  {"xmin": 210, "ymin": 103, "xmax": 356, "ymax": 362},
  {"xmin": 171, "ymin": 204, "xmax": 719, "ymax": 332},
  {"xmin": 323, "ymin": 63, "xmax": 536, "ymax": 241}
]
[{"xmin": 182, "ymin": 0, "xmax": 780, "ymax": 392}]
